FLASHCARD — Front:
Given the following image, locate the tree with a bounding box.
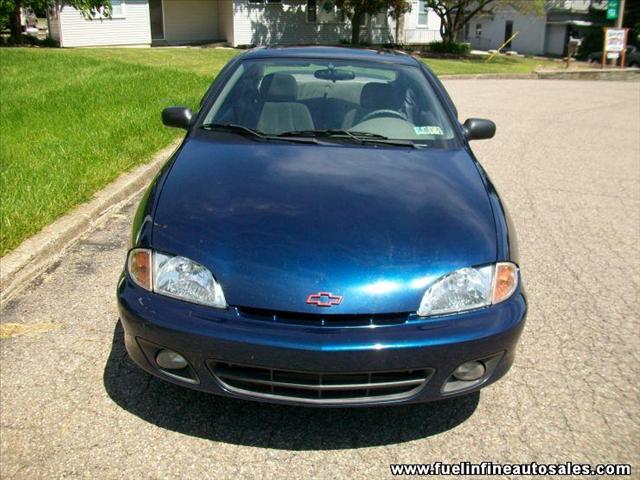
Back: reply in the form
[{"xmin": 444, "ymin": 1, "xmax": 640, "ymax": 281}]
[
  {"xmin": 0, "ymin": 0, "xmax": 111, "ymax": 39},
  {"xmin": 623, "ymin": 0, "xmax": 640, "ymax": 46},
  {"xmin": 389, "ymin": 0, "xmax": 411, "ymax": 45},
  {"xmin": 323, "ymin": 0, "xmax": 411, "ymax": 45},
  {"xmin": 424, "ymin": 0, "xmax": 545, "ymax": 44}
]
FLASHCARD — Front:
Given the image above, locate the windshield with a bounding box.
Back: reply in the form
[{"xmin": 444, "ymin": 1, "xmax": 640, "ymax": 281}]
[{"xmin": 201, "ymin": 58, "xmax": 459, "ymax": 148}]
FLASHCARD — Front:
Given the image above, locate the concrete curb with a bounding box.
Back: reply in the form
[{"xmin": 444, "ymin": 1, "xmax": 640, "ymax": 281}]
[
  {"xmin": 440, "ymin": 73, "xmax": 536, "ymax": 80},
  {"xmin": 0, "ymin": 140, "xmax": 181, "ymax": 304},
  {"xmin": 441, "ymin": 68, "xmax": 640, "ymax": 81},
  {"xmin": 536, "ymin": 67, "xmax": 640, "ymax": 81}
]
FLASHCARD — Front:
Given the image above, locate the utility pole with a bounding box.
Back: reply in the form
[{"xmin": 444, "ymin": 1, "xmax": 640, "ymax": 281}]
[
  {"xmin": 617, "ymin": 0, "xmax": 627, "ymax": 68},
  {"xmin": 615, "ymin": 0, "xmax": 625, "ymax": 29}
]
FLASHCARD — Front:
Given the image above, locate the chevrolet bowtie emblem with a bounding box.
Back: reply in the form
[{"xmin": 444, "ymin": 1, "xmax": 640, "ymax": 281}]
[{"xmin": 306, "ymin": 292, "xmax": 343, "ymax": 307}]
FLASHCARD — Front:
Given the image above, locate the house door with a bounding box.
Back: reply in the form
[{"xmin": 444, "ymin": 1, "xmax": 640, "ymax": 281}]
[
  {"xmin": 149, "ymin": 0, "xmax": 164, "ymax": 40},
  {"xmin": 504, "ymin": 20, "xmax": 513, "ymax": 49}
]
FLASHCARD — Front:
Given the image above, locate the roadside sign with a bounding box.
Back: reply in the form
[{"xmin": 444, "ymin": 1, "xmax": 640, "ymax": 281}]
[
  {"xmin": 602, "ymin": 27, "xmax": 629, "ymax": 67},
  {"xmin": 605, "ymin": 28, "xmax": 626, "ymax": 52},
  {"xmin": 607, "ymin": 0, "xmax": 619, "ymax": 20}
]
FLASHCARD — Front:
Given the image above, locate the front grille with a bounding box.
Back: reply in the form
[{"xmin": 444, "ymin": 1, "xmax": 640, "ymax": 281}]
[
  {"xmin": 209, "ymin": 362, "xmax": 433, "ymax": 404},
  {"xmin": 237, "ymin": 307, "xmax": 411, "ymax": 327}
]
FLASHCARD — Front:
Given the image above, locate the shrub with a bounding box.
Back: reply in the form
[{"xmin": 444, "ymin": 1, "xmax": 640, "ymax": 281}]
[
  {"xmin": 381, "ymin": 42, "xmax": 408, "ymax": 50},
  {"xmin": 0, "ymin": 34, "xmax": 59, "ymax": 48},
  {"xmin": 427, "ymin": 41, "xmax": 471, "ymax": 56},
  {"xmin": 37, "ymin": 36, "xmax": 58, "ymax": 47}
]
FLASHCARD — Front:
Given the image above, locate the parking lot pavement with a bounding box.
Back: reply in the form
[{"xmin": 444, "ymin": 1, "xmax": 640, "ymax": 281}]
[{"xmin": 1, "ymin": 80, "xmax": 638, "ymax": 479}]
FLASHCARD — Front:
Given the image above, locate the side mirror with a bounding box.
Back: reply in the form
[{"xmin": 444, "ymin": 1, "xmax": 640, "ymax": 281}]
[
  {"xmin": 162, "ymin": 107, "xmax": 193, "ymax": 130},
  {"xmin": 463, "ymin": 118, "xmax": 496, "ymax": 141}
]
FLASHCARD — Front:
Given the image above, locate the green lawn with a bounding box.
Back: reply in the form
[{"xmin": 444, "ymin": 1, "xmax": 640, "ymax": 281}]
[
  {"xmin": 66, "ymin": 46, "xmax": 240, "ymax": 76},
  {"xmin": 422, "ymin": 55, "xmax": 559, "ymax": 75},
  {"xmin": 0, "ymin": 46, "xmax": 558, "ymax": 255},
  {"xmin": 0, "ymin": 48, "xmax": 237, "ymax": 255}
]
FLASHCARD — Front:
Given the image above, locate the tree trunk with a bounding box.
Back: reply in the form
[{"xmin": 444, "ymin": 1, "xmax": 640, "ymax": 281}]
[
  {"xmin": 443, "ymin": 28, "xmax": 454, "ymax": 43},
  {"xmin": 351, "ymin": 10, "xmax": 361, "ymax": 45},
  {"xmin": 451, "ymin": 26, "xmax": 459, "ymax": 42},
  {"xmin": 450, "ymin": 8, "xmax": 462, "ymax": 43},
  {"xmin": 395, "ymin": 12, "xmax": 404, "ymax": 45},
  {"xmin": 442, "ymin": 11, "xmax": 454, "ymax": 43},
  {"xmin": 10, "ymin": 0, "xmax": 22, "ymax": 39},
  {"xmin": 394, "ymin": 17, "xmax": 399, "ymax": 45}
]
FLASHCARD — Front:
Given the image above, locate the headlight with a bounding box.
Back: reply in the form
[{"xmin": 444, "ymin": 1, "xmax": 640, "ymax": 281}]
[
  {"xmin": 127, "ymin": 249, "xmax": 227, "ymax": 308},
  {"xmin": 417, "ymin": 262, "xmax": 518, "ymax": 317}
]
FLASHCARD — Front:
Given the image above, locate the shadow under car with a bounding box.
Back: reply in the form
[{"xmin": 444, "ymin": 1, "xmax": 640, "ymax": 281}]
[{"xmin": 103, "ymin": 320, "xmax": 479, "ymax": 450}]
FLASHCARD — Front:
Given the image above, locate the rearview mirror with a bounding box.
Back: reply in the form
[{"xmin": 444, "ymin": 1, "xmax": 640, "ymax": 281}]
[
  {"xmin": 314, "ymin": 68, "xmax": 356, "ymax": 81},
  {"xmin": 162, "ymin": 107, "xmax": 193, "ymax": 130},
  {"xmin": 462, "ymin": 118, "xmax": 496, "ymax": 141}
]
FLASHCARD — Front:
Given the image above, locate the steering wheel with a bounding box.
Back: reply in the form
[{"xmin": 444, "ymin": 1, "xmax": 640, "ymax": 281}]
[{"xmin": 359, "ymin": 109, "xmax": 407, "ymax": 123}]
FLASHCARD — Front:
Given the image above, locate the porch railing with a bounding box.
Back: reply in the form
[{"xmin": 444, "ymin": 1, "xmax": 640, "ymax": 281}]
[{"xmin": 403, "ymin": 29, "xmax": 440, "ymax": 45}]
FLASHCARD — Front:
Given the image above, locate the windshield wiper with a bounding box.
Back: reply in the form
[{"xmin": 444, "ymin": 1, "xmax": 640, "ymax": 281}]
[
  {"xmin": 340, "ymin": 131, "xmax": 423, "ymax": 147},
  {"xmin": 201, "ymin": 123, "xmax": 318, "ymax": 144},
  {"xmin": 278, "ymin": 129, "xmax": 423, "ymax": 148},
  {"xmin": 277, "ymin": 129, "xmax": 358, "ymax": 145},
  {"xmin": 357, "ymin": 138, "xmax": 423, "ymax": 148},
  {"xmin": 340, "ymin": 130, "xmax": 390, "ymax": 139},
  {"xmin": 201, "ymin": 123, "xmax": 265, "ymax": 138}
]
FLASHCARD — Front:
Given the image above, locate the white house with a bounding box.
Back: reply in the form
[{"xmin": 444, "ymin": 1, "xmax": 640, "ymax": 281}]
[
  {"xmin": 48, "ymin": 0, "xmax": 441, "ymax": 48},
  {"xmin": 403, "ymin": 0, "xmax": 441, "ymax": 45},
  {"xmin": 460, "ymin": 0, "xmax": 607, "ymax": 56}
]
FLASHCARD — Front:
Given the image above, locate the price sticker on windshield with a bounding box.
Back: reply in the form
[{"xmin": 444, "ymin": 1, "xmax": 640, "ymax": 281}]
[{"xmin": 415, "ymin": 126, "xmax": 443, "ymax": 136}]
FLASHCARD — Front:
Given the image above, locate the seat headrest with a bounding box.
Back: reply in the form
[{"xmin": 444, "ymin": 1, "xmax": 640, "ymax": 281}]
[
  {"xmin": 260, "ymin": 73, "xmax": 298, "ymax": 102},
  {"xmin": 360, "ymin": 82, "xmax": 396, "ymax": 110}
]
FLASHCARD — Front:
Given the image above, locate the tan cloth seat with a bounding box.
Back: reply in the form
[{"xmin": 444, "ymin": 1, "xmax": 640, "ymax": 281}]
[
  {"xmin": 342, "ymin": 82, "xmax": 399, "ymax": 129},
  {"xmin": 256, "ymin": 73, "xmax": 314, "ymax": 135}
]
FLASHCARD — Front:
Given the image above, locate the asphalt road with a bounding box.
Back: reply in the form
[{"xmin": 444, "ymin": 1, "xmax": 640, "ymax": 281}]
[{"xmin": 1, "ymin": 80, "xmax": 639, "ymax": 479}]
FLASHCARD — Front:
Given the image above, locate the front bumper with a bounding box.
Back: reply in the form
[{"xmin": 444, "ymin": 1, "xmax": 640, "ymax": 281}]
[{"xmin": 117, "ymin": 276, "xmax": 527, "ymax": 407}]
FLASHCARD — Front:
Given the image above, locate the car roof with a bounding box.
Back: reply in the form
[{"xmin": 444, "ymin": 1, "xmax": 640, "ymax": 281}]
[{"xmin": 239, "ymin": 45, "xmax": 421, "ymax": 67}]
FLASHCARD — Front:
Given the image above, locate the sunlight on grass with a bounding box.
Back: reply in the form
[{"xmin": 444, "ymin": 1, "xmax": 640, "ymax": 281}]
[
  {"xmin": 422, "ymin": 55, "xmax": 559, "ymax": 75},
  {"xmin": 0, "ymin": 48, "xmax": 218, "ymax": 254},
  {"xmin": 67, "ymin": 47, "xmax": 240, "ymax": 78}
]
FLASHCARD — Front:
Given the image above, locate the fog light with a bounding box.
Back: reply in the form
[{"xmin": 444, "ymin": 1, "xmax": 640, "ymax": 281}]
[
  {"xmin": 453, "ymin": 360, "xmax": 486, "ymax": 381},
  {"xmin": 156, "ymin": 349, "xmax": 188, "ymax": 370}
]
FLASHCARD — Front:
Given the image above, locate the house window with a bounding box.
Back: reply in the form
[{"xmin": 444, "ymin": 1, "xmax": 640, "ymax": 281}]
[
  {"xmin": 307, "ymin": 0, "xmax": 343, "ymax": 23},
  {"xmin": 110, "ymin": 0, "xmax": 125, "ymax": 17},
  {"xmin": 417, "ymin": 0, "xmax": 428, "ymax": 26},
  {"xmin": 370, "ymin": 12, "xmax": 387, "ymax": 28},
  {"xmin": 320, "ymin": 6, "xmax": 342, "ymax": 23},
  {"xmin": 475, "ymin": 23, "xmax": 482, "ymax": 37},
  {"xmin": 90, "ymin": 0, "xmax": 126, "ymax": 18}
]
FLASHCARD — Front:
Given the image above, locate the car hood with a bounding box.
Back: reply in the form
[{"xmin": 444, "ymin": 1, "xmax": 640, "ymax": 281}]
[{"xmin": 152, "ymin": 137, "xmax": 497, "ymax": 314}]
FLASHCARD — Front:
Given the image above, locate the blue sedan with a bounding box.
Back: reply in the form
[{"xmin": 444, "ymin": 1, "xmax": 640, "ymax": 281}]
[{"xmin": 117, "ymin": 46, "xmax": 526, "ymax": 407}]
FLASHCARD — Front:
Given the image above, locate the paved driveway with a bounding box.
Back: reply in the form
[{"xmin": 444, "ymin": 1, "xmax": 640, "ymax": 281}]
[{"xmin": 1, "ymin": 80, "xmax": 639, "ymax": 479}]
